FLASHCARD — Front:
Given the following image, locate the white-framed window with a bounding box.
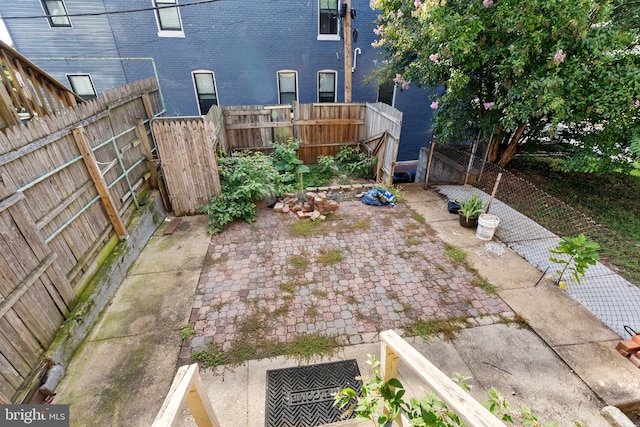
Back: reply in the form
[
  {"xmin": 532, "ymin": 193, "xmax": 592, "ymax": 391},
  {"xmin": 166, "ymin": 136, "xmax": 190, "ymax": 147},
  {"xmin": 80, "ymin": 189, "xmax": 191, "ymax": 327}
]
[
  {"xmin": 318, "ymin": 0, "xmax": 339, "ymax": 41},
  {"xmin": 41, "ymin": 0, "xmax": 71, "ymax": 28},
  {"xmin": 192, "ymin": 71, "xmax": 218, "ymax": 115},
  {"xmin": 277, "ymin": 70, "xmax": 298, "ymax": 105},
  {"xmin": 318, "ymin": 70, "xmax": 337, "ymax": 103},
  {"xmin": 67, "ymin": 74, "xmax": 96, "ymax": 100},
  {"xmin": 153, "ymin": 0, "xmax": 184, "ymax": 38},
  {"xmin": 377, "ymin": 82, "xmax": 396, "ymax": 106}
]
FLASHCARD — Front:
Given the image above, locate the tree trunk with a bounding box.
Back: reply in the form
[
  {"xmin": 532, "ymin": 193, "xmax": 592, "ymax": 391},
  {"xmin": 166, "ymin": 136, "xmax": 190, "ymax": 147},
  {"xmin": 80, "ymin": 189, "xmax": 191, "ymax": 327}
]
[{"xmin": 487, "ymin": 123, "xmax": 527, "ymax": 168}]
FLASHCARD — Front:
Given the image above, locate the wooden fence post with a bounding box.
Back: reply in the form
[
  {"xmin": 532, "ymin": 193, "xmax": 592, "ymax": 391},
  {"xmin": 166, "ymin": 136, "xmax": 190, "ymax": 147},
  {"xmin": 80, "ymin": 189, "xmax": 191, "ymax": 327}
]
[
  {"xmin": 135, "ymin": 118, "xmax": 158, "ymax": 189},
  {"xmin": 72, "ymin": 127, "xmax": 128, "ymax": 239},
  {"xmin": 141, "ymin": 93, "xmax": 155, "ymax": 121},
  {"xmin": 423, "ymin": 138, "xmax": 436, "ymax": 190}
]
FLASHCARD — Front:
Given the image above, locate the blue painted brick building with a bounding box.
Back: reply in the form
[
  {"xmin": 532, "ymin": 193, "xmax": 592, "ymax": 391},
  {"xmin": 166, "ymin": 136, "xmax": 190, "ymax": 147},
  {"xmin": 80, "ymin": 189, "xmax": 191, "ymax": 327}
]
[{"xmin": 1, "ymin": 0, "xmax": 435, "ymax": 160}]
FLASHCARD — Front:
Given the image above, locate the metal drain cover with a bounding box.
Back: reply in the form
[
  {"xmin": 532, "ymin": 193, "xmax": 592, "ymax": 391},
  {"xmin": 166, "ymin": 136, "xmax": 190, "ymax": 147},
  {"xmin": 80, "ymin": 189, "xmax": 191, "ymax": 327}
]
[{"xmin": 266, "ymin": 359, "xmax": 362, "ymax": 427}]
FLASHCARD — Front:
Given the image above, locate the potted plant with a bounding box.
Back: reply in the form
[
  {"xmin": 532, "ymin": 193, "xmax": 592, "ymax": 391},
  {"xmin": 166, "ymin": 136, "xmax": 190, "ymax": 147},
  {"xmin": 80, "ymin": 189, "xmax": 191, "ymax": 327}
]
[{"xmin": 457, "ymin": 195, "xmax": 484, "ymax": 228}]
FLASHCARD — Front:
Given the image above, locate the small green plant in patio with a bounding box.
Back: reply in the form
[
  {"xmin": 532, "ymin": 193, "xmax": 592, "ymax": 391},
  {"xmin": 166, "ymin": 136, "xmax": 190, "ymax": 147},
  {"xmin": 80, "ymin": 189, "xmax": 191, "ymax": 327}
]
[
  {"xmin": 272, "ymin": 137, "xmax": 310, "ymax": 196},
  {"xmin": 180, "ymin": 324, "xmax": 197, "ymax": 341},
  {"xmin": 548, "ymin": 234, "xmax": 600, "ymax": 289},
  {"xmin": 407, "ymin": 317, "xmax": 469, "ymax": 343},
  {"xmin": 334, "ymin": 355, "xmax": 577, "ymax": 427},
  {"xmin": 289, "ymin": 219, "xmax": 324, "ymax": 237},
  {"xmin": 317, "ymin": 249, "xmax": 344, "ymax": 265},
  {"xmin": 282, "ymin": 333, "xmax": 340, "ymax": 362},
  {"xmin": 288, "ymin": 254, "xmax": 310, "ymax": 270},
  {"xmin": 192, "ymin": 341, "xmax": 227, "ymax": 368},
  {"xmin": 200, "ymin": 150, "xmax": 282, "ymax": 234},
  {"xmin": 444, "ymin": 243, "xmax": 467, "ymax": 264}
]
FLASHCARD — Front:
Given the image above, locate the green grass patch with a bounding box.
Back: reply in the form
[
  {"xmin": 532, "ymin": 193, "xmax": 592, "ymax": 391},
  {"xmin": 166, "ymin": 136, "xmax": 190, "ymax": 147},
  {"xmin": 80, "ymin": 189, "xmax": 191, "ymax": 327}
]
[
  {"xmin": 407, "ymin": 317, "xmax": 469, "ymax": 343},
  {"xmin": 180, "ymin": 324, "xmax": 197, "ymax": 341},
  {"xmin": 411, "ymin": 211, "xmax": 426, "ymax": 223},
  {"xmin": 289, "ymin": 255, "xmax": 310, "ymax": 270},
  {"xmin": 499, "ymin": 313, "xmax": 531, "ymax": 330},
  {"xmin": 317, "ymin": 249, "xmax": 344, "ymax": 265},
  {"xmin": 303, "ymin": 164, "xmax": 334, "ymax": 188},
  {"xmin": 289, "ymin": 220, "xmax": 324, "ymax": 237},
  {"xmin": 192, "ymin": 341, "xmax": 227, "ymax": 368},
  {"xmin": 312, "ymin": 289, "xmax": 328, "ymax": 298},
  {"xmin": 280, "ymin": 280, "xmax": 307, "ymax": 294},
  {"xmin": 444, "ymin": 244, "xmax": 467, "ymax": 264},
  {"xmin": 353, "ymin": 218, "xmax": 371, "ymax": 230},
  {"xmin": 282, "ymin": 333, "xmax": 341, "ymax": 362},
  {"xmin": 406, "ymin": 237, "xmax": 422, "ymax": 247},
  {"xmin": 472, "ymin": 276, "xmax": 497, "ymax": 295}
]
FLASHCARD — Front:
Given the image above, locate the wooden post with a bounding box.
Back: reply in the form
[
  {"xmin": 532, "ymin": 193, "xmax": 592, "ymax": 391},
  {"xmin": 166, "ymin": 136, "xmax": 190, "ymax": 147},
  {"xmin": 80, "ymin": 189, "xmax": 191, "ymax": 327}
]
[
  {"xmin": 343, "ymin": 0, "xmax": 352, "ymax": 103},
  {"xmin": 135, "ymin": 118, "xmax": 158, "ymax": 189},
  {"xmin": 0, "ymin": 80, "xmax": 21, "ymax": 128},
  {"xmin": 379, "ymin": 330, "xmax": 505, "ymax": 427},
  {"xmin": 485, "ymin": 172, "xmax": 502, "ymax": 214},
  {"xmin": 141, "ymin": 93, "xmax": 155, "ymax": 121},
  {"xmin": 152, "ymin": 363, "xmax": 220, "ymax": 427},
  {"xmin": 380, "ymin": 340, "xmax": 400, "ymax": 425},
  {"xmin": 72, "ymin": 127, "xmax": 128, "ymax": 240},
  {"xmin": 423, "ymin": 138, "xmax": 436, "ymax": 190},
  {"xmin": 463, "ymin": 130, "xmax": 481, "ymax": 186}
]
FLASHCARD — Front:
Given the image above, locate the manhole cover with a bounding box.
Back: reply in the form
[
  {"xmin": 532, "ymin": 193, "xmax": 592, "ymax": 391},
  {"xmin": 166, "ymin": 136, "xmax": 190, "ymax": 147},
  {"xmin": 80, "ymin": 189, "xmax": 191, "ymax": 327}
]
[{"xmin": 266, "ymin": 359, "xmax": 362, "ymax": 427}]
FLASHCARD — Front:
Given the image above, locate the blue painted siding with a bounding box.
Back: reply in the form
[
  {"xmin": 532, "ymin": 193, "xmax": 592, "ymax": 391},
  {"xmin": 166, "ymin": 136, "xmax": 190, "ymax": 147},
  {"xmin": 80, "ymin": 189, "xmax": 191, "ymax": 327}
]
[
  {"xmin": 1, "ymin": 0, "xmax": 433, "ymax": 159},
  {"xmin": 0, "ymin": 1, "xmax": 128, "ymax": 96}
]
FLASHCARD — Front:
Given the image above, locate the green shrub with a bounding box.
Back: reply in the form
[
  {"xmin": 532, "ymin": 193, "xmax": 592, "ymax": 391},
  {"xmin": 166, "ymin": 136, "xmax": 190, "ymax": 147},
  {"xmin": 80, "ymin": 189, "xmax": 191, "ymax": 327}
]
[
  {"xmin": 318, "ymin": 145, "xmax": 376, "ymax": 179},
  {"xmin": 199, "ymin": 151, "xmax": 282, "ymax": 234},
  {"xmin": 272, "ymin": 138, "xmax": 309, "ymax": 195}
]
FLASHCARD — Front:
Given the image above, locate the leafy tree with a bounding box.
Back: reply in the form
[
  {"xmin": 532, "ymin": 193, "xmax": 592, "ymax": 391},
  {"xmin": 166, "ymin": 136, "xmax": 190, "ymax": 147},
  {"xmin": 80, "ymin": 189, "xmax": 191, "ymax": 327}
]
[{"xmin": 369, "ymin": 0, "xmax": 640, "ymax": 172}]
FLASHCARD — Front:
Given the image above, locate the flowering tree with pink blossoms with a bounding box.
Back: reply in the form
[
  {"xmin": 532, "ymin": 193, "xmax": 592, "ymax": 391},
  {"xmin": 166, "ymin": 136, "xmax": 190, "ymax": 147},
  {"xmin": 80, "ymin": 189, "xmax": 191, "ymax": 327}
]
[{"xmin": 369, "ymin": 0, "xmax": 640, "ymax": 172}]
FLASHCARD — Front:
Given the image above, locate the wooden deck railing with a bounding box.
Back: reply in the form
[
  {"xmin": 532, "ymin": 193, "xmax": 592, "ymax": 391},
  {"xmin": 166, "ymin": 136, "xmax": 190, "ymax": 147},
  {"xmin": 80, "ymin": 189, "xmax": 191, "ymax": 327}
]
[
  {"xmin": 0, "ymin": 39, "xmax": 83, "ymax": 128},
  {"xmin": 379, "ymin": 330, "xmax": 506, "ymax": 427},
  {"xmin": 152, "ymin": 363, "xmax": 220, "ymax": 427}
]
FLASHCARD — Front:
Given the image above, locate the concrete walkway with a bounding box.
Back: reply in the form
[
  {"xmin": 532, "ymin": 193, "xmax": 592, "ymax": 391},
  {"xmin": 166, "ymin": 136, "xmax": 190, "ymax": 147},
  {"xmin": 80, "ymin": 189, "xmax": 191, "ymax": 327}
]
[{"xmin": 52, "ymin": 184, "xmax": 640, "ymax": 427}]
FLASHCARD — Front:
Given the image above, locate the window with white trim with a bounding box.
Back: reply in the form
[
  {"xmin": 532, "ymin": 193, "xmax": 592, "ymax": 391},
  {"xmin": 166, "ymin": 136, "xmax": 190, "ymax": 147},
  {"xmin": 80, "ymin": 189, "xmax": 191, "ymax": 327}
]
[
  {"xmin": 153, "ymin": 0, "xmax": 184, "ymax": 37},
  {"xmin": 318, "ymin": 70, "xmax": 337, "ymax": 103},
  {"xmin": 41, "ymin": 0, "xmax": 71, "ymax": 27},
  {"xmin": 67, "ymin": 74, "xmax": 96, "ymax": 100},
  {"xmin": 192, "ymin": 71, "xmax": 218, "ymax": 115},
  {"xmin": 277, "ymin": 71, "xmax": 298, "ymax": 105},
  {"xmin": 318, "ymin": 0, "xmax": 339, "ymax": 41},
  {"xmin": 377, "ymin": 82, "xmax": 396, "ymax": 106}
]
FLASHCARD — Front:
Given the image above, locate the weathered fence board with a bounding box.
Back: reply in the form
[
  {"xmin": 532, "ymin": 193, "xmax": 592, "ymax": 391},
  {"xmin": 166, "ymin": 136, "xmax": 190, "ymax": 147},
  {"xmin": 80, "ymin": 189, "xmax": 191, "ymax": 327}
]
[
  {"xmin": 152, "ymin": 115, "xmax": 221, "ymax": 216},
  {"xmin": 293, "ymin": 102, "xmax": 367, "ymax": 164},
  {"xmin": 0, "ymin": 77, "xmax": 162, "ymax": 402},
  {"xmin": 364, "ymin": 102, "xmax": 402, "ymax": 187},
  {"xmin": 223, "ymin": 105, "xmax": 292, "ymax": 151}
]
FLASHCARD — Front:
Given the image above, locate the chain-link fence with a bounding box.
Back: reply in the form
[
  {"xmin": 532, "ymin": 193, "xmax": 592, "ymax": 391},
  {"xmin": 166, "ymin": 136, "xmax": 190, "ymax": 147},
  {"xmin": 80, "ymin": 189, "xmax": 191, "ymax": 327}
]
[{"xmin": 426, "ymin": 145, "xmax": 640, "ymax": 339}]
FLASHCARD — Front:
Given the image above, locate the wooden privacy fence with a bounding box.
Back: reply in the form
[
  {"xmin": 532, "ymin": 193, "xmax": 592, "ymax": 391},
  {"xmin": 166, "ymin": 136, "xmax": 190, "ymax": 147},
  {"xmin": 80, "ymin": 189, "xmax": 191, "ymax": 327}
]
[
  {"xmin": 0, "ymin": 77, "xmax": 163, "ymax": 402},
  {"xmin": 157, "ymin": 102, "xmax": 402, "ymax": 214},
  {"xmin": 151, "ymin": 110, "xmax": 222, "ymax": 216}
]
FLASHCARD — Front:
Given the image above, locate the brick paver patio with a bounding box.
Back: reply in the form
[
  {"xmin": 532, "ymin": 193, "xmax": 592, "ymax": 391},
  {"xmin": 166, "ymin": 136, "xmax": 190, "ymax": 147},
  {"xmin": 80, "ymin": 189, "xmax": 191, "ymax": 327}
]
[{"xmin": 181, "ymin": 201, "xmax": 513, "ymax": 362}]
